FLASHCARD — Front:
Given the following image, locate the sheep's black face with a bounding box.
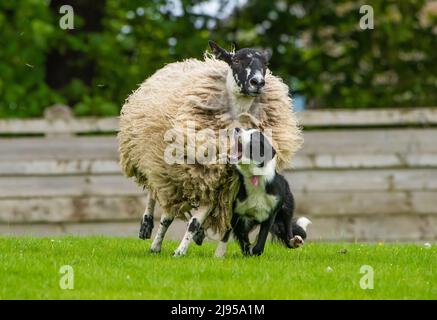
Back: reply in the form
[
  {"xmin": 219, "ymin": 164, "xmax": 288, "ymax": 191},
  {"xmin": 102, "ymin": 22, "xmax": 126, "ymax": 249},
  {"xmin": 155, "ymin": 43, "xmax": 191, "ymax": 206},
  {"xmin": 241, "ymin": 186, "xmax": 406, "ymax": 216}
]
[
  {"xmin": 209, "ymin": 41, "xmax": 272, "ymax": 96},
  {"xmin": 229, "ymin": 48, "xmax": 271, "ymax": 96}
]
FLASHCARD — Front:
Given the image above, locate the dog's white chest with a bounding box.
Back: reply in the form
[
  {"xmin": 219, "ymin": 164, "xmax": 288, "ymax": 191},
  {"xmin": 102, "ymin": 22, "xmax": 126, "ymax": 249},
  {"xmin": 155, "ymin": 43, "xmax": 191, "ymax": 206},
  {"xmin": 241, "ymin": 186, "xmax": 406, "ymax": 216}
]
[{"xmin": 235, "ymin": 189, "xmax": 278, "ymax": 223}]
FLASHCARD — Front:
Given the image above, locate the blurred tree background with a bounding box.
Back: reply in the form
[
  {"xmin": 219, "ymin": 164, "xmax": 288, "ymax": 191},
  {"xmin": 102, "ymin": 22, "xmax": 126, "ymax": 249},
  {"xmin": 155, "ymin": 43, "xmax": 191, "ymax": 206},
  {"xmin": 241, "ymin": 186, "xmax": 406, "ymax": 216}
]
[{"xmin": 0, "ymin": 0, "xmax": 436, "ymax": 118}]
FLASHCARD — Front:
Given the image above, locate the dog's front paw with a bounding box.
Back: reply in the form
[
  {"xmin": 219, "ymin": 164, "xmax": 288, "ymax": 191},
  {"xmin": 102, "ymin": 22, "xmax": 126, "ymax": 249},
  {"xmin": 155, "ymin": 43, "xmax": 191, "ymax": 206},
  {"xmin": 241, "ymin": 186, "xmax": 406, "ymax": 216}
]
[
  {"xmin": 139, "ymin": 215, "xmax": 154, "ymax": 240},
  {"xmin": 290, "ymin": 235, "xmax": 304, "ymax": 248}
]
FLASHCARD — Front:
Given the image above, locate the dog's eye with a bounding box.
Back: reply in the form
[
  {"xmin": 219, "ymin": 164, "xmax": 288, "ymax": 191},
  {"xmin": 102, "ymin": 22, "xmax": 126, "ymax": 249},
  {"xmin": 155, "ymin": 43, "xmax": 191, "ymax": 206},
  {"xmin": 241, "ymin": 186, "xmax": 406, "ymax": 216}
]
[{"xmin": 233, "ymin": 58, "xmax": 240, "ymax": 64}]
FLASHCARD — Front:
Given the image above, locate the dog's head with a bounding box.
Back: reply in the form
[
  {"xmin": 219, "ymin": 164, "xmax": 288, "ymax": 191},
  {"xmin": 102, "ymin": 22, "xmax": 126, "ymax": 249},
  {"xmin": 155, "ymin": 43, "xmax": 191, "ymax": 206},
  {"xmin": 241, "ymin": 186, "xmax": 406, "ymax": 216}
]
[
  {"xmin": 230, "ymin": 128, "xmax": 276, "ymax": 186},
  {"xmin": 209, "ymin": 40, "xmax": 272, "ymax": 97}
]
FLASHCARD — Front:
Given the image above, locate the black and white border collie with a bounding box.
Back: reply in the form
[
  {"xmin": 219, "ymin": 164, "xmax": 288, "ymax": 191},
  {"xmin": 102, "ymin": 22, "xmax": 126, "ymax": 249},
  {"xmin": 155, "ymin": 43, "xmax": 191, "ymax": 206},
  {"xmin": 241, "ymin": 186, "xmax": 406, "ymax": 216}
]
[{"xmin": 215, "ymin": 128, "xmax": 311, "ymax": 257}]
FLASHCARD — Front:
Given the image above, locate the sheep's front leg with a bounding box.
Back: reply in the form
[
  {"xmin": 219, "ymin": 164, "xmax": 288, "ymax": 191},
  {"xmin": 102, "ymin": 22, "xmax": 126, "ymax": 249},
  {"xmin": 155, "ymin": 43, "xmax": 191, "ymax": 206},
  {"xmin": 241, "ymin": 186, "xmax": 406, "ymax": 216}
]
[
  {"xmin": 173, "ymin": 206, "xmax": 210, "ymax": 257},
  {"xmin": 139, "ymin": 192, "xmax": 156, "ymax": 240},
  {"xmin": 150, "ymin": 214, "xmax": 174, "ymax": 253}
]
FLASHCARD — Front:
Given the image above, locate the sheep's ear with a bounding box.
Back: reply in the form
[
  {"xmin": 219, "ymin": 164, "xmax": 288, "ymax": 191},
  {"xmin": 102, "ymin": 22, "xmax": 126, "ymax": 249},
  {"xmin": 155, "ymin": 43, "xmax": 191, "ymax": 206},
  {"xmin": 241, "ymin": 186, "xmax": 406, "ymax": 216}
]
[
  {"xmin": 208, "ymin": 40, "xmax": 233, "ymax": 65},
  {"xmin": 263, "ymin": 48, "xmax": 272, "ymax": 62}
]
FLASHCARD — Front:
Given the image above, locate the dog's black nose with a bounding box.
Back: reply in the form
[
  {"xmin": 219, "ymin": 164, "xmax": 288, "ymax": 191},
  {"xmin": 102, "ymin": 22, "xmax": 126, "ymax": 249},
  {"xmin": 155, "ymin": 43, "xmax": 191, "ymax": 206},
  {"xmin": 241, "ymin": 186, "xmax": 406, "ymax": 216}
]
[{"xmin": 250, "ymin": 77, "xmax": 265, "ymax": 88}]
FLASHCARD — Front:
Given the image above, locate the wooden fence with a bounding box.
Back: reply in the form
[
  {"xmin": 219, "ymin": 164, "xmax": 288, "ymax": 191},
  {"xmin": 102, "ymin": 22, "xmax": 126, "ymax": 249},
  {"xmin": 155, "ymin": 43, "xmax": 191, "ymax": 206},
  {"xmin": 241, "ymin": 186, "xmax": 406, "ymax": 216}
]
[{"xmin": 1, "ymin": 106, "xmax": 436, "ymax": 241}]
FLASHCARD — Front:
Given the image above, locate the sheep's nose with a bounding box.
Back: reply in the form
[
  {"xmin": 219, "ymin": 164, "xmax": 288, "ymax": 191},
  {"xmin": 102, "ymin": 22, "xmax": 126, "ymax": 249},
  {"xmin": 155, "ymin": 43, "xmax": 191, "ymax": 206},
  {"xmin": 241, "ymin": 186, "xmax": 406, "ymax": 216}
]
[{"xmin": 250, "ymin": 77, "xmax": 265, "ymax": 88}]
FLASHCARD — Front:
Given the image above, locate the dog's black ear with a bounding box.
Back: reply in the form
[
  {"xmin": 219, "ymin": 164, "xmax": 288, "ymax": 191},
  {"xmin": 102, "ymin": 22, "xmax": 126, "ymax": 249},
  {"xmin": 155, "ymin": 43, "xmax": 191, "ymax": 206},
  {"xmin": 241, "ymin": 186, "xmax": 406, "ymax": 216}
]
[{"xmin": 209, "ymin": 40, "xmax": 233, "ymax": 65}]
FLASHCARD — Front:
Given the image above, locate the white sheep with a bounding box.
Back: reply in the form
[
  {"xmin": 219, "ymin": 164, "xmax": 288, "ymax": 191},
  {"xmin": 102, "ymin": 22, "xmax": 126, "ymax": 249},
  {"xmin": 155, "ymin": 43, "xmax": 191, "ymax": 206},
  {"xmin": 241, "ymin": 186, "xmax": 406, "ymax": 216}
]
[{"xmin": 118, "ymin": 41, "xmax": 302, "ymax": 256}]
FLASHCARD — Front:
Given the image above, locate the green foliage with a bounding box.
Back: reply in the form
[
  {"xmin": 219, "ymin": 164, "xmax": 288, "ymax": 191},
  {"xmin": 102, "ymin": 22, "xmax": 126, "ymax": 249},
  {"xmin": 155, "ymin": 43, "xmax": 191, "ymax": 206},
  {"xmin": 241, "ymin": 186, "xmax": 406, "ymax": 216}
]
[
  {"xmin": 0, "ymin": 0, "xmax": 436, "ymax": 117},
  {"xmin": 0, "ymin": 0, "xmax": 62, "ymax": 118},
  {"xmin": 0, "ymin": 0, "xmax": 213, "ymax": 118},
  {"xmin": 228, "ymin": 0, "xmax": 437, "ymax": 108}
]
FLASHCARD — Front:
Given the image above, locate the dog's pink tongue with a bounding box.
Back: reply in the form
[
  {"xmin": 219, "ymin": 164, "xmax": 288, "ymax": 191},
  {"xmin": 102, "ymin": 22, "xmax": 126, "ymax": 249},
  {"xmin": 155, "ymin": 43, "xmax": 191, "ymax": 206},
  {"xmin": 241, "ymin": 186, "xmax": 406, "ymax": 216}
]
[{"xmin": 250, "ymin": 176, "xmax": 259, "ymax": 186}]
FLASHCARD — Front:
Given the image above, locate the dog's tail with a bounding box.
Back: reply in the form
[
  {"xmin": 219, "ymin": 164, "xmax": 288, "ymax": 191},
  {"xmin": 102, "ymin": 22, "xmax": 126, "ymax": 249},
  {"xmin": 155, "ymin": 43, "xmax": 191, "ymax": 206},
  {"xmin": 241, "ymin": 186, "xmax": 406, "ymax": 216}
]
[
  {"xmin": 292, "ymin": 217, "xmax": 312, "ymax": 240},
  {"xmin": 297, "ymin": 217, "xmax": 312, "ymax": 231}
]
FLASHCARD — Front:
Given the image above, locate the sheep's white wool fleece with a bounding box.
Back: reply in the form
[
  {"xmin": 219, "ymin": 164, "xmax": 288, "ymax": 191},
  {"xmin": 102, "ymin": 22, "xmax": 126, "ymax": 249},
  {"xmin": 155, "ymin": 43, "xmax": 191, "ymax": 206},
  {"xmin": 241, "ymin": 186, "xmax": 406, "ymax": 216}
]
[{"xmin": 118, "ymin": 57, "xmax": 302, "ymax": 233}]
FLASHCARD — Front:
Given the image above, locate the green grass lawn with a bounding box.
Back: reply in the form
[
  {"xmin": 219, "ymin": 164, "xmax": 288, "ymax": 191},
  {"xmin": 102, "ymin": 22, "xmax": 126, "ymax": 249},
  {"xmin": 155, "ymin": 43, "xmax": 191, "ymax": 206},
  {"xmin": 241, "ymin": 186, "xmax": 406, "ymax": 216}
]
[{"xmin": 0, "ymin": 236, "xmax": 435, "ymax": 299}]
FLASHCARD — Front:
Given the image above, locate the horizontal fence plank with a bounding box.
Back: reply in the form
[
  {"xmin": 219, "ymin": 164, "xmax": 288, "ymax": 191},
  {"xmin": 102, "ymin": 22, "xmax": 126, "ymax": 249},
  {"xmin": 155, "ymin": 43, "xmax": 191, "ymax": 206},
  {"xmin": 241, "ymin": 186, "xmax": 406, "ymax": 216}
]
[
  {"xmin": 0, "ymin": 175, "xmax": 142, "ymax": 198},
  {"xmin": 0, "ymin": 137, "xmax": 118, "ymax": 161},
  {"xmin": 0, "ymin": 159, "xmax": 121, "ymax": 175},
  {"xmin": 295, "ymin": 190, "xmax": 437, "ymax": 216},
  {"xmin": 306, "ymin": 214, "xmax": 437, "ymax": 241},
  {"xmin": 297, "ymin": 107, "xmax": 437, "ymax": 127},
  {"xmin": 0, "ymin": 117, "xmax": 119, "ymax": 135},
  {"xmin": 0, "ymin": 220, "xmax": 188, "ymax": 239},
  {"xmin": 287, "ymin": 169, "xmax": 437, "ymax": 192},
  {"xmin": 0, "ymin": 196, "xmax": 146, "ymax": 223},
  {"xmin": 292, "ymin": 153, "xmax": 437, "ymax": 169},
  {"xmin": 302, "ymin": 129, "xmax": 437, "ymax": 153},
  {"xmin": 1, "ymin": 215, "xmax": 435, "ymax": 241},
  {"xmin": 410, "ymin": 192, "xmax": 437, "ymax": 215},
  {"xmin": 1, "ymin": 108, "xmax": 437, "ymax": 135},
  {"xmin": 295, "ymin": 191, "xmax": 411, "ymax": 216}
]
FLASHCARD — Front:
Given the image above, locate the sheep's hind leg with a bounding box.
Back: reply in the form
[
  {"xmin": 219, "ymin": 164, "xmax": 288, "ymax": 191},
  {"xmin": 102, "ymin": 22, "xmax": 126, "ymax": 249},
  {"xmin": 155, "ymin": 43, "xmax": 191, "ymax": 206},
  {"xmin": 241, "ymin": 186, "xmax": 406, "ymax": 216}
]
[
  {"xmin": 150, "ymin": 214, "xmax": 174, "ymax": 253},
  {"xmin": 192, "ymin": 226, "xmax": 206, "ymax": 246},
  {"xmin": 173, "ymin": 206, "xmax": 210, "ymax": 257},
  {"xmin": 215, "ymin": 228, "xmax": 232, "ymax": 258},
  {"xmin": 139, "ymin": 192, "xmax": 156, "ymax": 240}
]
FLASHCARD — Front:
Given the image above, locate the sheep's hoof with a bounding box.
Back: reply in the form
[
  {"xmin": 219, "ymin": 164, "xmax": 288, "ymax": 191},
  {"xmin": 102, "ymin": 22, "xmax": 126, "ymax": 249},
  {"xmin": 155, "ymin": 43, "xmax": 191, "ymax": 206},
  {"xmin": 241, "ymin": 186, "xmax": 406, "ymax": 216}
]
[
  {"xmin": 290, "ymin": 235, "xmax": 304, "ymax": 248},
  {"xmin": 193, "ymin": 227, "xmax": 205, "ymax": 246},
  {"xmin": 139, "ymin": 215, "xmax": 154, "ymax": 240},
  {"xmin": 173, "ymin": 249, "xmax": 186, "ymax": 257},
  {"xmin": 150, "ymin": 246, "xmax": 161, "ymax": 253},
  {"xmin": 150, "ymin": 241, "xmax": 161, "ymax": 253}
]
